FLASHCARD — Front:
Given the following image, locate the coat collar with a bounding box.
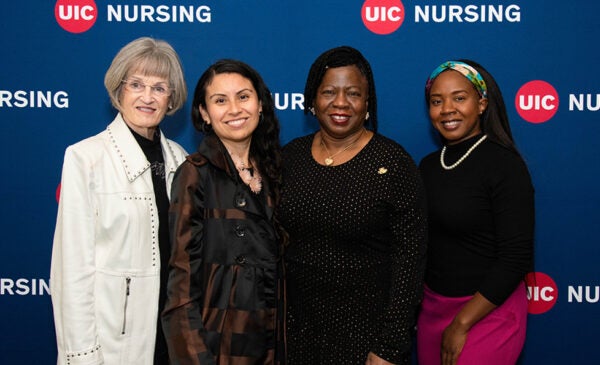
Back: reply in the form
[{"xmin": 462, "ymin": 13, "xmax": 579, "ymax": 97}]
[
  {"xmin": 197, "ymin": 134, "xmax": 237, "ymax": 180},
  {"xmin": 107, "ymin": 113, "xmax": 183, "ymax": 182},
  {"xmin": 197, "ymin": 134, "xmax": 274, "ymax": 219}
]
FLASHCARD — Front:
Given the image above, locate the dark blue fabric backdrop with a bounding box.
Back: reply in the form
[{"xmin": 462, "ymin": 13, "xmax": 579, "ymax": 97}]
[{"xmin": 1, "ymin": 1, "xmax": 598, "ymax": 363}]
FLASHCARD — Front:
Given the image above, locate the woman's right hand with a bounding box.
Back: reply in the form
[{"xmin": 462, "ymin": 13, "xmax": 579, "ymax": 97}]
[{"xmin": 441, "ymin": 320, "xmax": 469, "ymax": 365}]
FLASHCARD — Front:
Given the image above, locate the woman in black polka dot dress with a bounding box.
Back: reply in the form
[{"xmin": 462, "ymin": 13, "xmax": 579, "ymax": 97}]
[{"xmin": 280, "ymin": 46, "xmax": 427, "ymax": 365}]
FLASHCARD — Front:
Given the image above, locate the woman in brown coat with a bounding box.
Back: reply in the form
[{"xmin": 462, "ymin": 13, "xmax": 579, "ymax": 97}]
[{"xmin": 162, "ymin": 59, "xmax": 285, "ymax": 364}]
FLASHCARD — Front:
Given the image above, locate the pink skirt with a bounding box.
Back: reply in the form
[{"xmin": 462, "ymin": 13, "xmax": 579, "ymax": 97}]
[{"xmin": 417, "ymin": 282, "xmax": 527, "ymax": 365}]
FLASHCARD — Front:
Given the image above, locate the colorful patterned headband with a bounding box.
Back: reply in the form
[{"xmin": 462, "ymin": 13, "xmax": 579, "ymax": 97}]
[{"xmin": 425, "ymin": 61, "xmax": 488, "ymax": 98}]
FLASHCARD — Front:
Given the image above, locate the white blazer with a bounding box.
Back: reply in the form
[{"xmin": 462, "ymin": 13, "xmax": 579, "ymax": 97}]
[{"xmin": 50, "ymin": 114, "xmax": 187, "ymax": 365}]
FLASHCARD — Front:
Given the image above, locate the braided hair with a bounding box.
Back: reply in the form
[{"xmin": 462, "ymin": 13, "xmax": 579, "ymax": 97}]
[{"xmin": 304, "ymin": 46, "xmax": 378, "ymax": 132}]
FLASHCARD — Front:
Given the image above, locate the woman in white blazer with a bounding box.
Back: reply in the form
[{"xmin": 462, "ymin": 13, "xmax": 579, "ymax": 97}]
[{"xmin": 50, "ymin": 37, "xmax": 187, "ymax": 365}]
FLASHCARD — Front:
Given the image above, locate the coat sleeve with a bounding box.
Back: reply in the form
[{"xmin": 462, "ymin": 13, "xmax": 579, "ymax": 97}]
[
  {"xmin": 162, "ymin": 161, "xmax": 216, "ymax": 365},
  {"xmin": 50, "ymin": 146, "xmax": 104, "ymax": 365},
  {"xmin": 372, "ymin": 152, "xmax": 428, "ymax": 365}
]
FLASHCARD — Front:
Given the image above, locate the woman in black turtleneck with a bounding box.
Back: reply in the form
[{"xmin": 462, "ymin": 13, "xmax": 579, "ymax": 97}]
[{"xmin": 417, "ymin": 60, "xmax": 534, "ymax": 365}]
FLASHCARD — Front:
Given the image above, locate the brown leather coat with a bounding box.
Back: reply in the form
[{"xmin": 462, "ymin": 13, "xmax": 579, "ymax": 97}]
[{"xmin": 162, "ymin": 135, "xmax": 282, "ymax": 364}]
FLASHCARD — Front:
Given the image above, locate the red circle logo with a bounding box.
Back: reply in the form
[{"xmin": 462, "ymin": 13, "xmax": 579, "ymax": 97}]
[
  {"xmin": 526, "ymin": 272, "xmax": 558, "ymax": 314},
  {"xmin": 515, "ymin": 80, "xmax": 559, "ymax": 124},
  {"xmin": 56, "ymin": 183, "xmax": 61, "ymax": 203},
  {"xmin": 55, "ymin": 0, "xmax": 97, "ymax": 34},
  {"xmin": 361, "ymin": 0, "xmax": 405, "ymax": 35}
]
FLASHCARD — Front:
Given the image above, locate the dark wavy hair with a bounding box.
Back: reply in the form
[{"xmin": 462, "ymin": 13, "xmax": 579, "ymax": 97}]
[
  {"xmin": 303, "ymin": 46, "xmax": 378, "ymax": 132},
  {"xmin": 190, "ymin": 59, "xmax": 285, "ymax": 242},
  {"xmin": 426, "ymin": 59, "xmax": 518, "ymax": 154}
]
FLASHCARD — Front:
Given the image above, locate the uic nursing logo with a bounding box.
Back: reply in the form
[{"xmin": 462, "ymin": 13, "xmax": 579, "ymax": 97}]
[
  {"xmin": 55, "ymin": 0, "xmax": 98, "ymax": 34},
  {"xmin": 362, "ymin": 0, "xmax": 405, "ymax": 35},
  {"xmin": 515, "ymin": 80, "xmax": 559, "ymax": 124},
  {"xmin": 526, "ymin": 271, "xmax": 600, "ymax": 314},
  {"xmin": 55, "ymin": 1, "xmax": 212, "ymax": 33},
  {"xmin": 526, "ymin": 272, "xmax": 558, "ymax": 314}
]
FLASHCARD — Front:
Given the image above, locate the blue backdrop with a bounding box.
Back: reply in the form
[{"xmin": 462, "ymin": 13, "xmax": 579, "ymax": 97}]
[{"xmin": 1, "ymin": 1, "xmax": 598, "ymax": 363}]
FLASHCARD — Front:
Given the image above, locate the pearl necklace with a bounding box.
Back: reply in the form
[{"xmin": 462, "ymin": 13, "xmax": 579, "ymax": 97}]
[
  {"xmin": 320, "ymin": 129, "xmax": 365, "ymax": 166},
  {"xmin": 229, "ymin": 153, "xmax": 262, "ymax": 194},
  {"xmin": 440, "ymin": 135, "xmax": 487, "ymax": 170}
]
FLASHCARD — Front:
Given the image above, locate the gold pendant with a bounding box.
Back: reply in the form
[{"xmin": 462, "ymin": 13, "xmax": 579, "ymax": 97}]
[{"xmin": 324, "ymin": 157, "xmax": 334, "ymax": 166}]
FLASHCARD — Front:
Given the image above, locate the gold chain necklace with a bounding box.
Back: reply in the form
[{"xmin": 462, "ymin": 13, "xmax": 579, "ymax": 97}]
[{"xmin": 320, "ymin": 129, "xmax": 365, "ymax": 166}]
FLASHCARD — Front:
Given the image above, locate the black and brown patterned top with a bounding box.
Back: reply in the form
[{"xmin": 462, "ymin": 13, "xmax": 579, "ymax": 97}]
[{"xmin": 162, "ymin": 134, "xmax": 284, "ymax": 365}]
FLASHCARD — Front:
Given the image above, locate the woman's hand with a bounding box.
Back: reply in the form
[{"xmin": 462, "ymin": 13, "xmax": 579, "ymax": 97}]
[
  {"xmin": 365, "ymin": 352, "xmax": 395, "ymax": 365},
  {"xmin": 439, "ymin": 292, "xmax": 497, "ymax": 365},
  {"xmin": 441, "ymin": 320, "xmax": 469, "ymax": 365}
]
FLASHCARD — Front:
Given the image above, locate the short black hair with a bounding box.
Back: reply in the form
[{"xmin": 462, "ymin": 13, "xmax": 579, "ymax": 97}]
[{"xmin": 304, "ymin": 46, "xmax": 378, "ymax": 132}]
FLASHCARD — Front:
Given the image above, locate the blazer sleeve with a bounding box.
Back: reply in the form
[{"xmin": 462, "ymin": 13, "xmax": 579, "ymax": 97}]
[
  {"xmin": 162, "ymin": 161, "xmax": 215, "ymax": 365},
  {"xmin": 50, "ymin": 146, "xmax": 104, "ymax": 365}
]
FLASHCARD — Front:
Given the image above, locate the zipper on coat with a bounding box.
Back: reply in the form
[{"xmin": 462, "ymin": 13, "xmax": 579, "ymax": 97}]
[{"xmin": 121, "ymin": 277, "xmax": 131, "ymax": 335}]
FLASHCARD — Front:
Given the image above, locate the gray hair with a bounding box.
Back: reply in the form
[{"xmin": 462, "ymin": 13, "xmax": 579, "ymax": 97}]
[{"xmin": 104, "ymin": 37, "xmax": 187, "ymax": 115}]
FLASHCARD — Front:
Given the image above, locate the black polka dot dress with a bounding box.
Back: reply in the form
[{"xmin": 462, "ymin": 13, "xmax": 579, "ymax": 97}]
[{"xmin": 280, "ymin": 133, "xmax": 427, "ymax": 364}]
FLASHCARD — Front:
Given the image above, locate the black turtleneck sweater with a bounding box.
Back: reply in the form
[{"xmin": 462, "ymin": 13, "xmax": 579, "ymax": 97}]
[
  {"xmin": 130, "ymin": 128, "xmax": 170, "ymax": 364},
  {"xmin": 419, "ymin": 134, "xmax": 534, "ymax": 305}
]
